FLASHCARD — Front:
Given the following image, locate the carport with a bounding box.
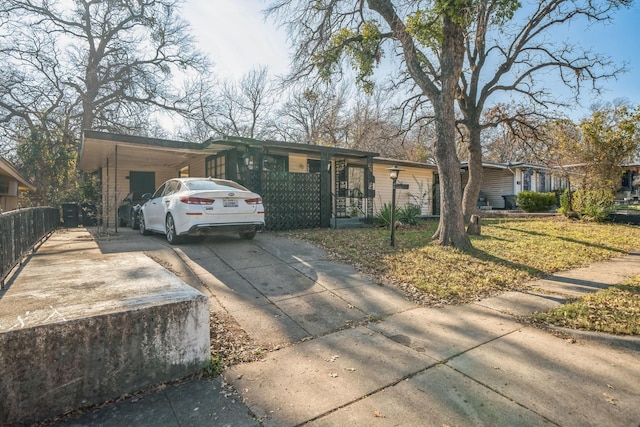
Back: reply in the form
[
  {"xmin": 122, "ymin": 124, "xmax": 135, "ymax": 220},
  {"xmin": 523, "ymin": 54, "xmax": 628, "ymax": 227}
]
[{"xmin": 79, "ymin": 131, "xmax": 378, "ymax": 231}]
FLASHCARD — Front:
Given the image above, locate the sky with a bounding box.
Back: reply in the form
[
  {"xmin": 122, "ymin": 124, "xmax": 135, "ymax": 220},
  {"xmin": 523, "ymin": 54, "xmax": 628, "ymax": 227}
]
[
  {"xmin": 181, "ymin": 0, "xmax": 290, "ymax": 78},
  {"xmin": 181, "ymin": 0, "xmax": 640, "ymax": 119}
]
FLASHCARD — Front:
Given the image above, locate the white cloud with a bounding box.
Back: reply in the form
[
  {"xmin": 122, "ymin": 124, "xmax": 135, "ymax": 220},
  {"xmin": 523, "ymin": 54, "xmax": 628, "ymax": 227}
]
[{"xmin": 182, "ymin": 0, "xmax": 290, "ymax": 79}]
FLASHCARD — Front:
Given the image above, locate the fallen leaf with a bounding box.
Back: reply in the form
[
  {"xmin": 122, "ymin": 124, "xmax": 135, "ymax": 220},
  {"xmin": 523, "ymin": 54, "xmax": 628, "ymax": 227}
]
[
  {"xmin": 374, "ymin": 410, "xmax": 386, "ymax": 418},
  {"xmin": 329, "ymin": 373, "xmax": 338, "ymax": 378},
  {"xmin": 603, "ymin": 392, "xmax": 617, "ymax": 405}
]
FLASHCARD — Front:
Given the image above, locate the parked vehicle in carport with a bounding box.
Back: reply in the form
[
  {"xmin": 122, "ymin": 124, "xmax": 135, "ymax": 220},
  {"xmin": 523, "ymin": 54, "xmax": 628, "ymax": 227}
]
[
  {"xmin": 138, "ymin": 177, "xmax": 265, "ymax": 244},
  {"xmin": 117, "ymin": 192, "xmax": 147, "ymax": 229}
]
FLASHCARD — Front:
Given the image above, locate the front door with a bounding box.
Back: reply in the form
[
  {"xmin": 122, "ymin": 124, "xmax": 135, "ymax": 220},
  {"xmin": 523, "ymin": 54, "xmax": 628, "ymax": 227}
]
[{"xmin": 129, "ymin": 171, "xmax": 155, "ymax": 195}]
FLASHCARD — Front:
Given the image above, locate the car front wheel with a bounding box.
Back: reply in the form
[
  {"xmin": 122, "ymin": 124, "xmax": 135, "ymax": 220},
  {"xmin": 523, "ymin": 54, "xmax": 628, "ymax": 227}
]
[
  {"xmin": 139, "ymin": 212, "xmax": 150, "ymax": 236},
  {"xmin": 165, "ymin": 214, "xmax": 182, "ymax": 245}
]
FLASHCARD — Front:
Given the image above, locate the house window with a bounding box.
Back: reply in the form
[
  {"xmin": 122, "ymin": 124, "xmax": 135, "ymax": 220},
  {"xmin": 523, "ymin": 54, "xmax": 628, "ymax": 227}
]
[
  {"xmin": 307, "ymin": 159, "xmax": 321, "ymax": 173},
  {"xmin": 522, "ymin": 169, "xmax": 531, "ymax": 191},
  {"xmin": 179, "ymin": 165, "xmax": 189, "ymax": 177},
  {"xmin": 538, "ymin": 171, "xmax": 546, "ymax": 192},
  {"xmin": 263, "ymin": 154, "xmax": 287, "ymax": 172},
  {"xmin": 206, "ymin": 154, "xmax": 226, "ymax": 179}
]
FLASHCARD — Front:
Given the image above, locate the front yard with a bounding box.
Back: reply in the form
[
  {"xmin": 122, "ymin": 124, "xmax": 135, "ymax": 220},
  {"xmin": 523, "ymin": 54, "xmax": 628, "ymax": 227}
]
[{"xmin": 287, "ymin": 216, "xmax": 640, "ymax": 335}]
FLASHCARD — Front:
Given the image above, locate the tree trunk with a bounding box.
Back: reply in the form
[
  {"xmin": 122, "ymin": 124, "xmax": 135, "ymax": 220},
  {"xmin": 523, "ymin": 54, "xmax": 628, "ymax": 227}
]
[
  {"xmin": 462, "ymin": 124, "xmax": 483, "ymax": 222},
  {"xmin": 431, "ymin": 104, "xmax": 471, "ymax": 249},
  {"xmin": 467, "ymin": 214, "xmax": 481, "ymax": 235},
  {"xmin": 367, "ymin": 0, "xmax": 471, "ymax": 250},
  {"xmin": 430, "ymin": 15, "xmax": 472, "ymax": 250}
]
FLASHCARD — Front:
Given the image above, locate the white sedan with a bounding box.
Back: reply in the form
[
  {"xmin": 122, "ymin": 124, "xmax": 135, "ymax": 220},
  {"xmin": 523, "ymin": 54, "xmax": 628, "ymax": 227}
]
[{"xmin": 139, "ymin": 177, "xmax": 265, "ymax": 244}]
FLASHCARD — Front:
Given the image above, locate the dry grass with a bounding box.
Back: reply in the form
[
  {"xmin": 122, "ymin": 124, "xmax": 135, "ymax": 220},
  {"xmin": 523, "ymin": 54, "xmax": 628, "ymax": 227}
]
[
  {"xmin": 535, "ymin": 276, "xmax": 640, "ymax": 335},
  {"xmin": 286, "ymin": 217, "xmax": 640, "ymax": 308}
]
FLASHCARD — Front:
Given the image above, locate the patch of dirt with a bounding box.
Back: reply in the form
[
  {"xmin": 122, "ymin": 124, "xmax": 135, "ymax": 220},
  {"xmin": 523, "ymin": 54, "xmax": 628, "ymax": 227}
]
[{"xmin": 209, "ymin": 310, "xmax": 267, "ymax": 366}]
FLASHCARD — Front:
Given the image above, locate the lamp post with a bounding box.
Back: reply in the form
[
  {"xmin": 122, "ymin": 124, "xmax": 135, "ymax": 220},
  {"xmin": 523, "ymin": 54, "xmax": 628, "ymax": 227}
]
[{"xmin": 387, "ymin": 165, "xmax": 402, "ymax": 246}]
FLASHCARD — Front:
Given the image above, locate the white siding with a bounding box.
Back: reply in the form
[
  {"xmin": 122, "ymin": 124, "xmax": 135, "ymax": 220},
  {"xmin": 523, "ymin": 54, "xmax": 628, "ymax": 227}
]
[
  {"xmin": 187, "ymin": 159, "xmax": 206, "ymax": 177},
  {"xmin": 373, "ymin": 163, "xmax": 434, "ymax": 215},
  {"xmin": 481, "ymin": 169, "xmax": 515, "ymax": 209}
]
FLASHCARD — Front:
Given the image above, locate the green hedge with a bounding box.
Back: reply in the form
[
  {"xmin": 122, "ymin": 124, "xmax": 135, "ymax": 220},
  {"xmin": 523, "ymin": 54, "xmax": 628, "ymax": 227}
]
[{"xmin": 516, "ymin": 191, "xmax": 557, "ymax": 212}]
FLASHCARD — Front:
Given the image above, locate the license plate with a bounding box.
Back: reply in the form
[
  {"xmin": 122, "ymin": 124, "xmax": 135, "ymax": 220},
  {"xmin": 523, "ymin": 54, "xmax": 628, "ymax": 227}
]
[{"xmin": 223, "ymin": 199, "xmax": 238, "ymax": 208}]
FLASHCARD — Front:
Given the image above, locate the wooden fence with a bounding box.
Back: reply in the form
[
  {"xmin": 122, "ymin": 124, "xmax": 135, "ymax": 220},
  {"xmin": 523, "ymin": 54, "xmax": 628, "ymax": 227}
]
[{"xmin": 0, "ymin": 207, "xmax": 59, "ymax": 288}]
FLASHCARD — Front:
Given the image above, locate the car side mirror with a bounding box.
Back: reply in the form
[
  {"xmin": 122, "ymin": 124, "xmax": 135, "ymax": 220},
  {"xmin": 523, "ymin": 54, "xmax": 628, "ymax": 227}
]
[{"xmin": 142, "ymin": 193, "xmax": 152, "ymax": 200}]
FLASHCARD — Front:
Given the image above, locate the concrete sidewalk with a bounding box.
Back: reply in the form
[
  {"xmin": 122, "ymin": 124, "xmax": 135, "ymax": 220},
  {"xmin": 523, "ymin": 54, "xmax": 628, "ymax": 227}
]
[{"xmin": 20, "ymin": 229, "xmax": 640, "ymax": 426}]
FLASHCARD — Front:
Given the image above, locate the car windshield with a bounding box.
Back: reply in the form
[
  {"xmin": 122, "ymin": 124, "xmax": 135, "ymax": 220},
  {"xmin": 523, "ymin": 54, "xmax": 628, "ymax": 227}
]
[{"xmin": 185, "ymin": 179, "xmax": 248, "ymax": 192}]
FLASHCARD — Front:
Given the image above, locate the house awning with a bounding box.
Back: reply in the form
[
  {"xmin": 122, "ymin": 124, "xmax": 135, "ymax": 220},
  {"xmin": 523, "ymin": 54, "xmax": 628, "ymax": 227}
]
[
  {"xmin": 0, "ymin": 156, "xmax": 36, "ymax": 191},
  {"xmin": 79, "ymin": 131, "xmax": 236, "ymax": 172}
]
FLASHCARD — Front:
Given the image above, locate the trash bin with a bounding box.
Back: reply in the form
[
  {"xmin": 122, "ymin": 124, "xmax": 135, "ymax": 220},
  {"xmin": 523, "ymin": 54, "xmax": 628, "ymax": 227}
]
[
  {"xmin": 61, "ymin": 203, "xmax": 80, "ymax": 227},
  {"xmin": 502, "ymin": 195, "xmax": 517, "ymax": 210}
]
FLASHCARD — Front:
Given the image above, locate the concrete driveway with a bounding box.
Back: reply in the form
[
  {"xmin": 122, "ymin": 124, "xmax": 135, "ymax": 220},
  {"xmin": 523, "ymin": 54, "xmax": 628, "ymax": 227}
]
[
  {"xmin": 79, "ymin": 228, "xmax": 640, "ymax": 426},
  {"xmin": 96, "ymin": 228, "xmax": 415, "ymax": 348}
]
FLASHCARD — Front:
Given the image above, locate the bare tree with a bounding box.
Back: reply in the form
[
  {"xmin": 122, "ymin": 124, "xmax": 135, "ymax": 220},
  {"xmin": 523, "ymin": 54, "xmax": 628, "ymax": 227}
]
[
  {"xmin": 1, "ymin": 0, "xmax": 209, "ymax": 133},
  {"xmin": 456, "ymin": 0, "xmax": 630, "ymax": 221},
  {"xmin": 345, "ymin": 90, "xmax": 430, "ymax": 160},
  {"xmin": 271, "ymin": 82, "xmax": 349, "ymax": 145},
  {"xmin": 480, "ymin": 103, "xmax": 556, "ymax": 163},
  {"xmin": 208, "ymin": 66, "xmax": 276, "ymax": 139}
]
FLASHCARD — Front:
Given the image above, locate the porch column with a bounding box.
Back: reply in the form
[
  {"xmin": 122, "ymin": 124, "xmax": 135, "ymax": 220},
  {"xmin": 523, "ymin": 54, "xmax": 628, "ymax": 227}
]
[
  {"xmin": 365, "ymin": 156, "xmax": 374, "ymax": 224},
  {"xmin": 320, "ymin": 151, "xmax": 331, "ymax": 228}
]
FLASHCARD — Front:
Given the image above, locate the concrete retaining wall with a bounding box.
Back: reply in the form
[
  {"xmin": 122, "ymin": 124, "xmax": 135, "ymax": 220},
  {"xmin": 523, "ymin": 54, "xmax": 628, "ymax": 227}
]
[
  {"xmin": 0, "ymin": 229, "xmax": 210, "ymax": 425},
  {"xmin": 0, "ymin": 295, "xmax": 209, "ymax": 425}
]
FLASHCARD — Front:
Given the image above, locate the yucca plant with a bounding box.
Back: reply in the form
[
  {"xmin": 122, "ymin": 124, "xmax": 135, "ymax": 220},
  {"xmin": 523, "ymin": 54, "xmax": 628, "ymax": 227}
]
[
  {"xmin": 374, "ymin": 202, "xmax": 394, "ymax": 227},
  {"xmin": 397, "ymin": 204, "xmax": 421, "ymax": 225}
]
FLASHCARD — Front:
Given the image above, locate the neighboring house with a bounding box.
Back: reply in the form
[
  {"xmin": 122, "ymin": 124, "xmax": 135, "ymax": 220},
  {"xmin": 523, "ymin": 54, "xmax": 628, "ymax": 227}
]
[
  {"xmin": 618, "ymin": 164, "xmax": 640, "ymax": 201},
  {"xmin": 372, "ymin": 160, "xmax": 570, "ymax": 216},
  {"xmin": 0, "ymin": 156, "xmax": 35, "ymax": 212},
  {"xmin": 79, "ymin": 131, "xmax": 378, "ymax": 230},
  {"xmin": 461, "ymin": 161, "xmax": 570, "ymax": 210}
]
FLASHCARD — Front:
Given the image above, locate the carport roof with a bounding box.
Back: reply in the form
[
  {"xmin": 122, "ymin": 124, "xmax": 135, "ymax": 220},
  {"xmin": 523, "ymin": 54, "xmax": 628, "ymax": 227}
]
[
  {"xmin": 0, "ymin": 156, "xmax": 36, "ymax": 191},
  {"xmin": 79, "ymin": 131, "xmax": 379, "ymax": 172},
  {"xmin": 80, "ymin": 131, "xmax": 230, "ymax": 172}
]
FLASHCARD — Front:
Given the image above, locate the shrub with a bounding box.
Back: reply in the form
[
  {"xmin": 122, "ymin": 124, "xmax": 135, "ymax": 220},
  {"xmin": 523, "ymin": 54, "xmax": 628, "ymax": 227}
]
[
  {"xmin": 558, "ymin": 189, "xmax": 615, "ymax": 221},
  {"xmin": 558, "ymin": 189, "xmax": 573, "ymax": 216},
  {"xmin": 397, "ymin": 204, "xmax": 421, "ymax": 225},
  {"xmin": 374, "ymin": 202, "xmax": 394, "ymax": 227},
  {"xmin": 375, "ymin": 203, "xmax": 421, "ymax": 227},
  {"xmin": 573, "ymin": 189, "xmax": 614, "ymax": 221},
  {"xmin": 516, "ymin": 191, "xmax": 557, "ymax": 212}
]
